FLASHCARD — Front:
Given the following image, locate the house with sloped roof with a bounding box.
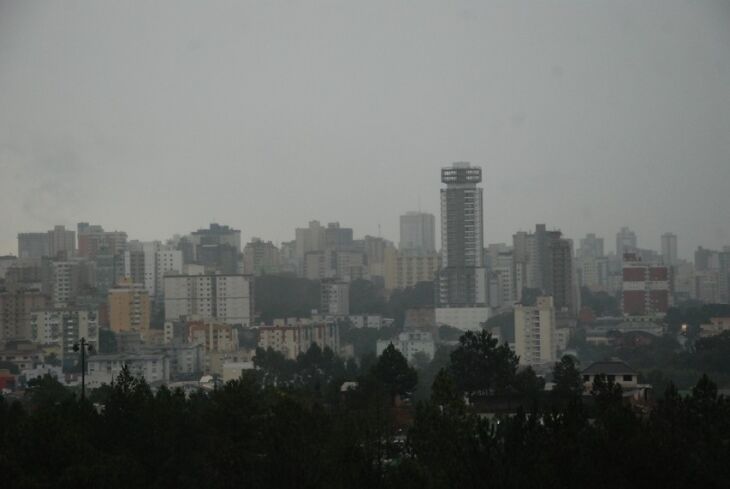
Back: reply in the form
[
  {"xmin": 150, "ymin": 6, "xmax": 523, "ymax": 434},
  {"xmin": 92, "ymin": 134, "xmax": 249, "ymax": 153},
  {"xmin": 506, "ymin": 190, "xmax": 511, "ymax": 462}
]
[{"xmin": 581, "ymin": 359, "xmax": 653, "ymax": 407}]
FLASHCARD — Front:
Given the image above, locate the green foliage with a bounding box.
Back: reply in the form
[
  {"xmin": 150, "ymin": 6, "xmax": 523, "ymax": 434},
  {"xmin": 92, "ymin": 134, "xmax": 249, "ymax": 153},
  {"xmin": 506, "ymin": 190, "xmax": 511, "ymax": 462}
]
[
  {"xmin": 449, "ymin": 330, "xmax": 518, "ymax": 399},
  {"xmin": 437, "ymin": 324, "xmax": 463, "ymax": 342},
  {"xmin": 370, "ymin": 344, "xmax": 418, "ymax": 403},
  {"xmin": 340, "ymin": 322, "xmax": 399, "ymax": 358},
  {"xmin": 580, "ymin": 286, "xmax": 620, "ymax": 317},
  {"xmin": 349, "ymin": 279, "xmax": 388, "ymax": 314},
  {"xmin": 254, "ymin": 274, "xmax": 321, "ymax": 322},
  {"xmin": 484, "ymin": 311, "xmax": 515, "ymax": 342},
  {"xmin": 4, "ymin": 359, "xmax": 730, "ymax": 488},
  {"xmin": 551, "ymin": 355, "xmax": 583, "ymax": 402}
]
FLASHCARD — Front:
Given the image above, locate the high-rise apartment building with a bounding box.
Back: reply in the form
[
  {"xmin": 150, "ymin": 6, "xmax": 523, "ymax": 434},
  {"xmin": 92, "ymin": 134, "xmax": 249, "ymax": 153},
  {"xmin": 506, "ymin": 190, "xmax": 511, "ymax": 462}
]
[
  {"xmin": 243, "ymin": 238, "xmax": 281, "ymax": 275},
  {"xmin": 108, "ymin": 278, "xmax": 151, "ymax": 333},
  {"xmin": 164, "ymin": 273, "xmax": 253, "ymax": 327},
  {"xmin": 295, "ymin": 221, "xmax": 326, "ymax": 265},
  {"xmin": 320, "ymin": 279, "xmax": 350, "ymax": 316},
  {"xmin": 399, "ymin": 212, "xmax": 436, "ymax": 255},
  {"xmin": 324, "ymin": 222, "xmax": 354, "ymax": 250},
  {"xmin": 578, "ymin": 233, "xmax": 604, "ymax": 259},
  {"xmin": 512, "ymin": 225, "xmax": 577, "ymax": 315},
  {"xmin": 385, "ymin": 251, "xmax": 440, "ymax": 290},
  {"xmin": 437, "ymin": 162, "xmax": 486, "ymax": 306},
  {"xmin": 621, "ymin": 253, "xmax": 671, "ymax": 317},
  {"xmin": 77, "ymin": 223, "xmax": 127, "ymax": 258},
  {"xmin": 30, "ymin": 308, "xmax": 99, "ymax": 360},
  {"xmin": 51, "ymin": 261, "xmax": 81, "ymax": 308},
  {"xmin": 661, "ymin": 233, "xmax": 678, "ymax": 266},
  {"xmin": 616, "ymin": 227, "xmax": 638, "ymax": 258},
  {"xmin": 0, "ymin": 280, "xmax": 47, "ymax": 340},
  {"xmin": 47, "ymin": 225, "xmax": 75, "ymax": 258},
  {"xmin": 302, "ymin": 249, "xmax": 366, "ymax": 282},
  {"xmin": 17, "ymin": 233, "xmax": 50, "ymax": 258},
  {"xmin": 435, "ymin": 162, "xmax": 489, "ymax": 331},
  {"xmin": 188, "ymin": 223, "xmax": 241, "ymax": 274},
  {"xmin": 514, "ymin": 296, "xmax": 557, "ymax": 366}
]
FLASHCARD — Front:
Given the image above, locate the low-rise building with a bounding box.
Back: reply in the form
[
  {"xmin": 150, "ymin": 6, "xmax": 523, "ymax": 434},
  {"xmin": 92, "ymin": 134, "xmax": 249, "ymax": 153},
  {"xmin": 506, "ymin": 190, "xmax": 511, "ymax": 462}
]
[
  {"xmin": 581, "ymin": 360, "xmax": 639, "ymax": 390},
  {"xmin": 86, "ymin": 353, "xmax": 170, "ymax": 388},
  {"xmin": 257, "ymin": 319, "xmax": 340, "ymax": 360},
  {"xmin": 435, "ymin": 306, "xmax": 490, "ymax": 332},
  {"xmin": 188, "ymin": 321, "xmax": 239, "ymax": 353},
  {"xmin": 700, "ymin": 317, "xmax": 730, "ymax": 338}
]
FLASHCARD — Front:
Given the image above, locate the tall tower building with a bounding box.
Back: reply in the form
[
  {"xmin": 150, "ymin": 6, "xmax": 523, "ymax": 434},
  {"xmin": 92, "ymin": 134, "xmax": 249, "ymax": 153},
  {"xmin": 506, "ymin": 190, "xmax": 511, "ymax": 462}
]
[
  {"xmin": 399, "ymin": 212, "xmax": 436, "ymax": 255},
  {"xmin": 435, "ymin": 163, "xmax": 489, "ymax": 331},
  {"xmin": 47, "ymin": 225, "xmax": 75, "ymax": 258},
  {"xmin": 616, "ymin": 227, "xmax": 638, "ymax": 259},
  {"xmin": 661, "ymin": 233, "xmax": 678, "ymax": 266}
]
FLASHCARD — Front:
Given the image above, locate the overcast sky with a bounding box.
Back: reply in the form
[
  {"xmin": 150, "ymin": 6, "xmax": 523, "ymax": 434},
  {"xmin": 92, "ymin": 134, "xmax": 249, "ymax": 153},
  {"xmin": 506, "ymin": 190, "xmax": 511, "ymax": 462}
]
[{"xmin": 1, "ymin": 1, "xmax": 729, "ymax": 259}]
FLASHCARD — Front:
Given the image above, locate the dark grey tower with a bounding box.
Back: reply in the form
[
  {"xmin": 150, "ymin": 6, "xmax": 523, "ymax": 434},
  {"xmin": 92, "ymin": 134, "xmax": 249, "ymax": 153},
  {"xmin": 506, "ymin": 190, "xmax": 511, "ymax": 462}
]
[{"xmin": 438, "ymin": 162, "xmax": 486, "ymax": 306}]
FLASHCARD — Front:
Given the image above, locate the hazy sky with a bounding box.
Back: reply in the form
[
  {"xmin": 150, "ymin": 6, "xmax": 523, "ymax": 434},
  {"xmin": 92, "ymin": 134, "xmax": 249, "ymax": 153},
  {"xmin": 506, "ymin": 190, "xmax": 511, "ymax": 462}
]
[{"xmin": 1, "ymin": 1, "xmax": 729, "ymax": 259}]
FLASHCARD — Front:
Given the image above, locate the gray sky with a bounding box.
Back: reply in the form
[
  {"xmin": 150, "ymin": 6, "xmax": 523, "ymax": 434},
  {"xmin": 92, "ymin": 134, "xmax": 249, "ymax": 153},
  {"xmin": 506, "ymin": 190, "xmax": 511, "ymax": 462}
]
[{"xmin": 1, "ymin": 0, "xmax": 729, "ymax": 259}]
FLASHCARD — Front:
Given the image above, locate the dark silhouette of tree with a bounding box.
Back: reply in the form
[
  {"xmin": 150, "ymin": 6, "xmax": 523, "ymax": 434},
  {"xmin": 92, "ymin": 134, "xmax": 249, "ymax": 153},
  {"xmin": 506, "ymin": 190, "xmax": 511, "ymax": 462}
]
[
  {"xmin": 551, "ymin": 355, "xmax": 583, "ymax": 402},
  {"xmin": 370, "ymin": 344, "xmax": 417, "ymax": 404},
  {"xmin": 449, "ymin": 330, "xmax": 518, "ymax": 399}
]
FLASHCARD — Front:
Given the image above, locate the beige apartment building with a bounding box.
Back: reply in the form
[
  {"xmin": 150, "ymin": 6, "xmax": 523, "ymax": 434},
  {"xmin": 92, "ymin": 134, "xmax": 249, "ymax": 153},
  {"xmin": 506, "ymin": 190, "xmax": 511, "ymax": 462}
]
[{"xmin": 108, "ymin": 278, "xmax": 151, "ymax": 333}]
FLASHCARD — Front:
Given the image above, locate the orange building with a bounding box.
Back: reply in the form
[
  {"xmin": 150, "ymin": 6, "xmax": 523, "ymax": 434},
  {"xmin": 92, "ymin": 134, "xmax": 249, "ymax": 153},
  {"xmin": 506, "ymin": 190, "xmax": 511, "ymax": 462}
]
[{"xmin": 108, "ymin": 278, "xmax": 150, "ymax": 333}]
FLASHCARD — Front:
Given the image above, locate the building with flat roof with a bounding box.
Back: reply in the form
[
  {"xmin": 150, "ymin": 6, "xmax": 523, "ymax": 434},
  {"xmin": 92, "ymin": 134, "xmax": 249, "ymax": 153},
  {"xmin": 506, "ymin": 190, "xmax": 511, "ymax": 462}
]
[
  {"xmin": 257, "ymin": 319, "xmax": 340, "ymax": 360},
  {"xmin": 164, "ymin": 273, "xmax": 253, "ymax": 327},
  {"xmin": 399, "ymin": 212, "xmax": 436, "ymax": 256},
  {"xmin": 108, "ymin": 278, "xmax": 151, "ymax": 333}
]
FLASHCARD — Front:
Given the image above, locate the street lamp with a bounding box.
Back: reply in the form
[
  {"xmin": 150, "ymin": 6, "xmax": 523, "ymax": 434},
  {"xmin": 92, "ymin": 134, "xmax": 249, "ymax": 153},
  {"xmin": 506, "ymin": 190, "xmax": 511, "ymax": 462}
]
[{"xmin": 73, "ymin": 337, "xmax": 93, "ymax": 401}]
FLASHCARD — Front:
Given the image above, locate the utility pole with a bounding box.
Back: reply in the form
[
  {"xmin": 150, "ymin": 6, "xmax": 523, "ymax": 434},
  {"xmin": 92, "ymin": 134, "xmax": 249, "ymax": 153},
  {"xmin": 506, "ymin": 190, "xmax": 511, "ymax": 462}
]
[{"xmin": 73, "ymin": 337, "xmax": 93, "ymax": 401}]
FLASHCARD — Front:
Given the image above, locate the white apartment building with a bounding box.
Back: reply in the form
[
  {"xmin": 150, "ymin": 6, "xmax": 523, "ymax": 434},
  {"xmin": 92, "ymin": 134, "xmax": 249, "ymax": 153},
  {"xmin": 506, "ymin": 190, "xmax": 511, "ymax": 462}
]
[
  {"xmin": 376, "ymin": 331, "xmax": 435, "ymax": 363},
  {"xmin": 514, "ymin": 296, "xmax": 557, "ymax": 366},
  {"xmin": 86, "ymin": 353, "xmax": 170, "ymax": 388},
  {"xmin": 30, "ymin": 308, "xmax": 99, "ymax": 359},
  {"xmin": 51, "ymin": 261, "xmax": 79, "ymax": 308},
  {"xmin": 164, "ymin": 274, "xmax": 253, "ymax": 327},
  {"xmin": 435, "ymin": 306, "xmax": 490, "ymax": 331},
  {"xmin": 126, "ymin": 241, "xmax": 183, "ymax": 299},
  {"xmin": 320, "ymin": 280, "xmax": 349, "ymax": 316}
]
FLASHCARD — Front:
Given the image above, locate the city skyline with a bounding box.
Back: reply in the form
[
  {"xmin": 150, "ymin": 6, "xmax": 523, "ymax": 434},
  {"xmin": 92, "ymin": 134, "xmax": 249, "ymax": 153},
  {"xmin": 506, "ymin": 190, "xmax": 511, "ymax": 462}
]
[{"xmin": 2, "ymin": 1, "xmax": 730, "ymax": 258}]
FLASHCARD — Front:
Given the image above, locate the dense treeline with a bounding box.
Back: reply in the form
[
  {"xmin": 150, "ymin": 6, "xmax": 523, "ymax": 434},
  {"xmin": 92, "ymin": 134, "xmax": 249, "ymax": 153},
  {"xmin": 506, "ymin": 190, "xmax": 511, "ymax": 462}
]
[{"xmin": 2, "ymin": 332, "xmax": 730, "ymax": 488}]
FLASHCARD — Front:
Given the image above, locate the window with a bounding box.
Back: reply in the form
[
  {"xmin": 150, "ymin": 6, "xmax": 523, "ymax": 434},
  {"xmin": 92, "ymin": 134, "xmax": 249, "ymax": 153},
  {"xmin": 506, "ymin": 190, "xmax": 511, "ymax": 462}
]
[
  {"xmin": 583, "ymin": 375, "xmax": 589, "ymax": 382},
  {"xmin": 623, "ymin": 375, "xmax": 633, "ymax": 382}
]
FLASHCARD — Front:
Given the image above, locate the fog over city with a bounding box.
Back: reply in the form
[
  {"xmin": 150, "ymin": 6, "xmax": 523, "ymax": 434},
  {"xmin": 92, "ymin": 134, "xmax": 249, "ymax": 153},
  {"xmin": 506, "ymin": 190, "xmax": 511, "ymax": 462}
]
[{"xmin": 2, "ymin": 0, "xmax": 729, "ymax": 257}]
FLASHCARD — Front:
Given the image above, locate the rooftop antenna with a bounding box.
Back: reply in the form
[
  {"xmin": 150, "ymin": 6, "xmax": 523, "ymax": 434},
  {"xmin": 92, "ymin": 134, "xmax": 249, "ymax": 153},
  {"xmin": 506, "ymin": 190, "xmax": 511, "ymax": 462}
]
[
  {"xmin": 417, "ymin": 194, "xmax": 421, "ymax": 212},
  {"xmin": 378, "ymin": 223, "xmax": 382, "ymax": 238}
]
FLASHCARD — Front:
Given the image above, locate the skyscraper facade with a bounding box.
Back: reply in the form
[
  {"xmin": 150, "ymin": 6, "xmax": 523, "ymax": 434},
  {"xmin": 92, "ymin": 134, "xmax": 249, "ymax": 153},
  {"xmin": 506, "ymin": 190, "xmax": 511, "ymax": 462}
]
[
  {"xmin": 616, "ymin": 227, "xmax": 638, "ymax": 258},
  {"xmin": 437, "ymin": 162, "xmax": 486, "ymax": 307},
  {"xmin": 399, "ymin": 212, "xmax": 436, "ymax": 255},
  {"xmin": 661, "ymin": 233, "xmax": 678, "ymax": 266}
]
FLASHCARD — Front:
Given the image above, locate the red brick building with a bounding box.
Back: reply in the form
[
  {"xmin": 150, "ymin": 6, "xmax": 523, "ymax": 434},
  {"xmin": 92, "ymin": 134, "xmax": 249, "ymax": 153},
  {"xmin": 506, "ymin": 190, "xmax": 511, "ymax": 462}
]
[{"xmin": 621, "ymin": 253, "xmax": 671, "ymax": 317}]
